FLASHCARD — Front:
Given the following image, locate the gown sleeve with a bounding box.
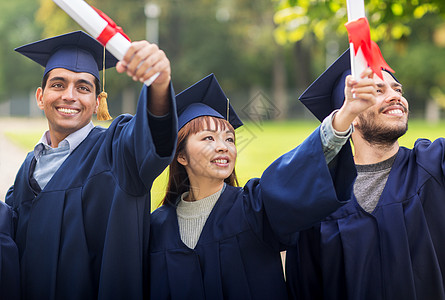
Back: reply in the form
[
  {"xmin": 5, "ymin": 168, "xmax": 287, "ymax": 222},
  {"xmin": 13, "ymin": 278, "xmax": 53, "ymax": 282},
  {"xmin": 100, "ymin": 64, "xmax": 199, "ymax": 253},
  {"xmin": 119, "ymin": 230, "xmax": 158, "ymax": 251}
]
[
  {"xmin": 414, "ymin": 138, "xmax": 445, "ymax": 180},
  {"xmin": 5, "ymin": 186, "xmax": 13, "ymax": 206},
  {"xmin": 0, "ymin": 201, "xmax": 20, "ymax": 300},
  {"xmin": 242, "ymin": 126, "xmax": 356, "ymax": 247},
  {"xmin": 105, "ymin": 83, "xmax": 178, "ymax": 195}
]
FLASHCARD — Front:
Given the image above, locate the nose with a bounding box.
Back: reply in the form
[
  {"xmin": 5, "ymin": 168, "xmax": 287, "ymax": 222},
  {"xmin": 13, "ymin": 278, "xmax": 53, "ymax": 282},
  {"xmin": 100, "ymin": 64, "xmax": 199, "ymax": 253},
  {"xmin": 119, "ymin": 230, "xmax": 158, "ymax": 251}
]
[
  {"xmin": 385, "ymin": 88, "xmax": 402, "ymax": 104},
  {"xmin": 215, "ymin": 137, "xmax": 228, "ymax": 152},
  {"xmin": 61, "ymin": 86, "xmax": 76, "ymax": 101}
]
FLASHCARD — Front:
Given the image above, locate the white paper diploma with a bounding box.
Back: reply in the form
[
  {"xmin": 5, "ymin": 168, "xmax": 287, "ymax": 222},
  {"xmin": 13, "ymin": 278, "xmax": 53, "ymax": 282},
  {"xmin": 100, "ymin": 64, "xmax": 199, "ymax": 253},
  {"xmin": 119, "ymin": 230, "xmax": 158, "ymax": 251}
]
[
  {"xmin": 53, "ymin": 0, "xmax": 160, "ymax": 86},
  {"xmin": 346, "ymin": 0, "xmax": 367, "ymax": 80}
]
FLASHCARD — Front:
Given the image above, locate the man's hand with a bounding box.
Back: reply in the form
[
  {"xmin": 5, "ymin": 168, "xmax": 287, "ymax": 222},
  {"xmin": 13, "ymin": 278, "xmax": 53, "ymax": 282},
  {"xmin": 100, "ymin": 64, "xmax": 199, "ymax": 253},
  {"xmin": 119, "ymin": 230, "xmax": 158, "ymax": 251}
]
[
  {"xmin": 333, "ymin": 68, "xmax": 377, "ymax": 132},
  {"xmin": 116, "ymin": 41, "xmax": 171, "ymax": 116}
]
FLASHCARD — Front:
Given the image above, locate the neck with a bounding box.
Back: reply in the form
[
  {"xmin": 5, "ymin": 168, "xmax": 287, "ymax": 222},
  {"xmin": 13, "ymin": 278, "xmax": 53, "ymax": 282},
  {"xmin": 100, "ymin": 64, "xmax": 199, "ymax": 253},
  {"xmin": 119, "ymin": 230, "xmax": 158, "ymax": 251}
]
[
  {"xmin": 352, "ymin": 132, "xmax": 399, "ymax": 165},
  {"xmin": 48, "ymin": 130, "xmax": 69, "ymax": 148},
  {"xmin": 186, "ymin": 177, "xmax": 225, "ymax": 202}
]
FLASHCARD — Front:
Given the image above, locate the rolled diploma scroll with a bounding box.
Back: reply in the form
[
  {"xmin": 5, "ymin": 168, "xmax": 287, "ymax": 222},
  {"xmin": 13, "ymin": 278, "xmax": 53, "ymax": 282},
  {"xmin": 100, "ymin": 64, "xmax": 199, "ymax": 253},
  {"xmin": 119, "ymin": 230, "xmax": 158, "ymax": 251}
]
[
  {"xmin": 346, "ymin": 0, "xmax": 367, "ymax": 81},
  {"xmin": 53, "ymin": 0, "xmax": 160, "ymax": 86}
]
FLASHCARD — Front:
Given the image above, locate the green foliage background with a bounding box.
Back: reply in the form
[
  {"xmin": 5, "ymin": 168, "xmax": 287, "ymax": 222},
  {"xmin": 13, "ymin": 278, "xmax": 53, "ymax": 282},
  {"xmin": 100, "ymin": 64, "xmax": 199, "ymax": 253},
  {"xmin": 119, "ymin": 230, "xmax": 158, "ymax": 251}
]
[
  {"xmin": 5, "ymin": 119, "xmax": 445, "ymax": 210},
  {"xmin": 273, "ymin": 0, "xmax": 445, "ymax": 115},
  {"xmin": 1, "ymin": 0, "xmax": 445, "ymax": 119}
]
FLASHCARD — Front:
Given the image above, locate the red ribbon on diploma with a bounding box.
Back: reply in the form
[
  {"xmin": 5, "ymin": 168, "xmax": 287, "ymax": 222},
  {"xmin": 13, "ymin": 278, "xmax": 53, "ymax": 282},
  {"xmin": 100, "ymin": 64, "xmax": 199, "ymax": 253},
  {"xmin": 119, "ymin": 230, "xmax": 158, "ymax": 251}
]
[
  {"xmin": 345, "ymin": 17, "xmax": 394, "ymax": 79},
  {"xmin": 92, "ymin": 7, "xmax": 131, "ymax": 46}
]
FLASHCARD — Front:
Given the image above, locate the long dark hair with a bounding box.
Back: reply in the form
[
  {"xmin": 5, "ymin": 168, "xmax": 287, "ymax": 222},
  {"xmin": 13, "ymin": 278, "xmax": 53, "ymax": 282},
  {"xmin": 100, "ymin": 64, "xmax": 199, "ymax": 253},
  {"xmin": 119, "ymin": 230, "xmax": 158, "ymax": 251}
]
[{"xmin": 162, "ymin": 116, "xmax": 239, "ymax": 206}]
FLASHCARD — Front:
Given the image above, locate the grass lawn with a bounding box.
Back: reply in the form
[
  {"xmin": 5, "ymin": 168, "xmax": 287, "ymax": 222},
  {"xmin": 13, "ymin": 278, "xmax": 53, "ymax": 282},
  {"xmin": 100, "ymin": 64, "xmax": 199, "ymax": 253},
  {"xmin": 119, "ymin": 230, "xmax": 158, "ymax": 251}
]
[{"xmin": 4, "ymin": 119, "xmax": 445, "ymax": 211}]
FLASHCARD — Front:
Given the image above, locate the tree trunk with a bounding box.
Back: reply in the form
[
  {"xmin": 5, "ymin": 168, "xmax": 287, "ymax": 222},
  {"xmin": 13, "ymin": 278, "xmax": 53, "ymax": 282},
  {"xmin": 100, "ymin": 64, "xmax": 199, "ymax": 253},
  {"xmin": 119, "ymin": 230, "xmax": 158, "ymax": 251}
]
[
  {"xmin": 425, "ymin": 99, "xmax": 440, "ymax": 124},
  {"xmin": 294, "ymin": 41, "xmax": 312, "ymax": 90},
  {"xmin": 122, "ymin": 88, "xmax": 136, "ymax": 115},
  {"xmin": 273, "ymin": 47, "xmax": 287, "ymax": 121}
]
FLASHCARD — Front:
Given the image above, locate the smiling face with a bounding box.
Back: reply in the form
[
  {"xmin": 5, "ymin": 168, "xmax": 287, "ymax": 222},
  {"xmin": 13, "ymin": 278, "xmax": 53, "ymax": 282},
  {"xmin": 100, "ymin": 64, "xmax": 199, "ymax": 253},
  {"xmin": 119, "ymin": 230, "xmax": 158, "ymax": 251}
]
[
  {"xmin": 353, "ymin": 71, "xmax": 409, "ymax": 146},
  {"xmin": 36, "ymin": 68, "xmax": 99, "ymax": 145},
  {"xmin": 178, "ymin": 117, "xmax": 237, "ymax": 186}
]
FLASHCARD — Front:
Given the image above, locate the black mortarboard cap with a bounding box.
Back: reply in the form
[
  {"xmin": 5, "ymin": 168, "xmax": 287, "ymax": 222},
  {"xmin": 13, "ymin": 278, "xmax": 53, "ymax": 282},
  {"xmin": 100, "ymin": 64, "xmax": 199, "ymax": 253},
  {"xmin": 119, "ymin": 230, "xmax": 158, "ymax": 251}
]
[
  {"xmin": 176, "ymin": 74, "xmax": 243, "ymax": 130},
  {"xmin": 299, "ymin": 48, "xmax": 398, "ymax": 122},
  {"xmin": 15, "ymin": 31, "xmax": 118, "ymax": 81},
  {"xmin": 299, "ymin": 49, "xmax": 351, "ymax": 122}
]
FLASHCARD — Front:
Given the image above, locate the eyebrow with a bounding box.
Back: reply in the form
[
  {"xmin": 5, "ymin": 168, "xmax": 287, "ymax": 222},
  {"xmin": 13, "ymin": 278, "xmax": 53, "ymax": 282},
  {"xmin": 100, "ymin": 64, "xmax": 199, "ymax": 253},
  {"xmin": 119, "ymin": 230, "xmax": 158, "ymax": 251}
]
[
  {"xmin": 376, "ymin": 82, "xmax": 403, "ymax": 89},
  {"xmin": 201, "ymin": 129, "xmax": 233, "ymax": 134},
  {"xmin": 391, "ymin": 82, "xmax": 403, "ymax": 89},
  {"xmin": 48, "ymin": 76, "xmax": 66, "ymax": 83}
]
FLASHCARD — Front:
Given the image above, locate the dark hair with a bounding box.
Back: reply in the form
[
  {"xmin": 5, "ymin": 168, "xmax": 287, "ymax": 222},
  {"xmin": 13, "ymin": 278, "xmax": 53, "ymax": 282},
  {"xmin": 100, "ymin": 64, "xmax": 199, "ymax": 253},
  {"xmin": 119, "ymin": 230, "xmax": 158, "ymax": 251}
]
[
  {"xmin": 162, "ymin": 116, "xmax": 239, "ymax": 206},
  {"xmin": 41, "ymin": 71, "xmax": 101, "ymax": 97}
]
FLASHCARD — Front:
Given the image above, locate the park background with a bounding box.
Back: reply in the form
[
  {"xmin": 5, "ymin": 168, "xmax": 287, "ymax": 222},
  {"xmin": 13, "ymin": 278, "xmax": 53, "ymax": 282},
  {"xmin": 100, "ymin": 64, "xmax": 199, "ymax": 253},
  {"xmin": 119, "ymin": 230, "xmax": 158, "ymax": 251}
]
[{"xmin": 1, "ymin": 0, "xmax": 445, "ymax": 208}]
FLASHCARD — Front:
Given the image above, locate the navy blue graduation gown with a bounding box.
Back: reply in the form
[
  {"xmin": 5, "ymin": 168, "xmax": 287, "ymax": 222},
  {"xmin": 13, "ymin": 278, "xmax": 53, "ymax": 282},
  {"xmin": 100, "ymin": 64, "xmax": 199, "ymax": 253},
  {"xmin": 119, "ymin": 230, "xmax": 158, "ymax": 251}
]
[
  {"xmin": 286, "ymin": 138, "xmax": 445, "ymax": 300},
  {"xmin": 149, "ymin": 127, "xmax": 356, "ymax": 299},
  {"xmin": 6, "ymin": 85, "xmax": 177, "ymax": 300},
  {"xmin": 0, "ymin": 201, "xmax": 20, "ymax": 300}
]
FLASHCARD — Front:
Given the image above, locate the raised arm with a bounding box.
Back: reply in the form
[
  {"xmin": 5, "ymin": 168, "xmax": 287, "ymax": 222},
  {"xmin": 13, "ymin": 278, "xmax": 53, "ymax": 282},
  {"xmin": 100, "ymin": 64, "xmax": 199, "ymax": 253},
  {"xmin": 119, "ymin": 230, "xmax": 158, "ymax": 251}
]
[
  {"xmin": 333, "ymin": 68, "xmax": 377, "ymax": 131},
  {"xmin": 116, "ymin": 41, "xmax": 171, "ymax": 116},
  {"xmin": 108, "ymin": 41, "xmax": 177, "ymax": 194},
  {"xmin": 320, "ymin": 68, "xmax": 377, "ymax": 163}
]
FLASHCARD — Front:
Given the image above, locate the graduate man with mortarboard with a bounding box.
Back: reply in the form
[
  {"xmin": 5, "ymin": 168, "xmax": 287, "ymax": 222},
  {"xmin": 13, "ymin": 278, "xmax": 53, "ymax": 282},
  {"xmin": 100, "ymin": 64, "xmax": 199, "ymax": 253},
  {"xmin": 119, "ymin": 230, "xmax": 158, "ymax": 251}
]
[
  {"xmin": 6, "ymin": 31, "xmax": 177, "ymax": 300},
  {"xmin": 286, "ymin": 49, "xmax": 445, "ymax": 300}
]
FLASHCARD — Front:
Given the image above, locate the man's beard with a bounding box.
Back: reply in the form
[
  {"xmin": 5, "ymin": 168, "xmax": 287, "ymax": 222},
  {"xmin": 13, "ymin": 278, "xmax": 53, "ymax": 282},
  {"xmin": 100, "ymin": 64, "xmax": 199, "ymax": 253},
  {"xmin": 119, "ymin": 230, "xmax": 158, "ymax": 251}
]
[{"xmin": 355, "ymin": 106, "xmax": 409, "ymax": 147}]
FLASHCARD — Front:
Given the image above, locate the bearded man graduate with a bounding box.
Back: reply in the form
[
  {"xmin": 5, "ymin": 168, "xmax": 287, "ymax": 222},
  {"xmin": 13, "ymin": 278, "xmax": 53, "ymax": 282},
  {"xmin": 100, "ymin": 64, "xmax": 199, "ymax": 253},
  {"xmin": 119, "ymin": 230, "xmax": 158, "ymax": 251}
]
[
  {"xmin": 6, "ymin": 31, "xmax": 177, "ymax": 300},
  {"xmin": 286, "ymin": 49, "xmax": 445, "ymax": 300}
]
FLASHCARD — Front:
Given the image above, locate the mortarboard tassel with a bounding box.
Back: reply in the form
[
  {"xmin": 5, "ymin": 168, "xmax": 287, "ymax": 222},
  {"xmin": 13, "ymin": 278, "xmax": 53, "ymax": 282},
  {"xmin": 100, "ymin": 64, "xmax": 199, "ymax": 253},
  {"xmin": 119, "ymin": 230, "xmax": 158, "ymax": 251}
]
[
  {"xmin": 97, "ymin": 47, "xmax": 112, "ymax": 121},
  {"xmin": 97, "ymin": 91, "xmax": 111, "ymax": 120}
]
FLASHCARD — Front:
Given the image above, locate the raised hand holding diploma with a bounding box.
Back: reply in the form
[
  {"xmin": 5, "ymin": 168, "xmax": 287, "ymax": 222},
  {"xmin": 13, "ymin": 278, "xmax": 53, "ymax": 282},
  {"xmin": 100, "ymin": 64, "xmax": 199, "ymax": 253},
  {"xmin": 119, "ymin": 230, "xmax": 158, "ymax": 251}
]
[
  {"xmin": 117, "ymin": 40, "xmax": 171, "ymax": 116},
  {"xmin": 52, "ymin": 0, "xmax": 160, "ymax": 86},
  {"xmin": 331, "ymin": 0, "xmax": 395, "ymax": 132},
  {"xmin": 345, "ymin": 0, "xmax": 394, "ymax": 81}
]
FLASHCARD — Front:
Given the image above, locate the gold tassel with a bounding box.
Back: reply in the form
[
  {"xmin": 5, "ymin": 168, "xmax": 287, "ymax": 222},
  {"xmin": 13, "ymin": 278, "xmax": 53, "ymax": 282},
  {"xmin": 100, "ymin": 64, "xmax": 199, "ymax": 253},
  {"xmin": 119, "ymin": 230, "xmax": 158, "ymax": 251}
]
[
  {"xmin": 96, "ymin": 46, "xmax": 112, "ymax": 121},
  {"xmin": 97, "ymin": 91, "xmax": 112, "ymax": 121}
]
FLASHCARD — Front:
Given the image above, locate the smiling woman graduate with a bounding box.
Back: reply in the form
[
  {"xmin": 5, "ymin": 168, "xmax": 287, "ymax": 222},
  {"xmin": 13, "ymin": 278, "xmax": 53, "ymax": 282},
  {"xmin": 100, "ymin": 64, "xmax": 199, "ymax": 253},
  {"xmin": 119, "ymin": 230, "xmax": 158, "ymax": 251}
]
[
  {"xmin": 6, "ymin": 31, "xmax": 176, "ymax": 300},
  {"xmin": 148, "ymin": 73, "xmax": 377, "ymax": 299}
]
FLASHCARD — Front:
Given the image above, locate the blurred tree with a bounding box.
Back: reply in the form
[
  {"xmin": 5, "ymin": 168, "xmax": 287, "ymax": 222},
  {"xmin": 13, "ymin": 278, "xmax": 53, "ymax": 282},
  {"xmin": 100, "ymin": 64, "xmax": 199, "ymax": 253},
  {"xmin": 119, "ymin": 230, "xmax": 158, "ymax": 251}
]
[
  {"xmin": 273, "ymin": 0, "xmax": 444, "ymax": 44},
  {"xmin": 273, "ymin": 0, "xmax": 445, "ymax": 120},
  {"xmin": 32, "ymin": 0, "xmax": 284, "ymax": 118},
  {"xmin": 159, "ymin": 0, "xmax": 277, "ymax": 90},
  {"xmin": 157, "ymin": 0, "xmax": 290, "ymax": 119},
  {"xmin": 384, "ymin": 13, "xmax": 445, "ymax": 119},
  {"xmin": 0, "ymin": 0, "xmax": 42, "ymax": 101}
]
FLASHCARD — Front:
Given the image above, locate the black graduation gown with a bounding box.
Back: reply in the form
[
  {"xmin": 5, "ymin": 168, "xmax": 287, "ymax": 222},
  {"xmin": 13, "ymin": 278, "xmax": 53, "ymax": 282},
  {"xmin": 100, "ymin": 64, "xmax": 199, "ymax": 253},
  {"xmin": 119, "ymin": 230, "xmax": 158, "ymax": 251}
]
[
  {"xmin": 6, "ymin": 85, "xmax": 177, "ymax": 300},
  {"xmin": 149, "ymin": 128, "xmax": 357, "ymax": 299},
  {"xmin": 286, "ymin": 138, "xmax": 445, "ymax": 300},
  {"xmin": 0, "ymin": 201, "xmax": 20, "ymax": 300}
]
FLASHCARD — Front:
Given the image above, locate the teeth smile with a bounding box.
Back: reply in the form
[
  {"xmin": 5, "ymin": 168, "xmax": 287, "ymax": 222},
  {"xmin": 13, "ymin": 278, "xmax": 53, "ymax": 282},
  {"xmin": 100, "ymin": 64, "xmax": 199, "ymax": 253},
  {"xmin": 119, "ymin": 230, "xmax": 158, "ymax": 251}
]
[
  {"xmin": 58, "ymin": 108, "xmax": 79, "ymax": 114},
  {"xmin": 213, "ymin": 159, "xmax": 228, "ymax": 164},
  {"xmin": 386, "ymin": 109, "xmax": 403, "ymax": 115}
]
